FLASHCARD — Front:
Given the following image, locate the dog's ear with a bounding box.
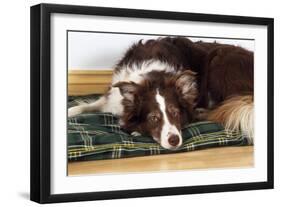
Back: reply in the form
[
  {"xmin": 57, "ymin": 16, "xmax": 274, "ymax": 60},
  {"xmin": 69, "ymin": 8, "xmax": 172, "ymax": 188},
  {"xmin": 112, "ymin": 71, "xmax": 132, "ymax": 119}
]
[
  {"xmin": 175, "ymin": 70, "xmax": 198, "ymax": 107},
  {"xmin": 113, "ymin": 82, "xmax": 140, "ymax": 104}
]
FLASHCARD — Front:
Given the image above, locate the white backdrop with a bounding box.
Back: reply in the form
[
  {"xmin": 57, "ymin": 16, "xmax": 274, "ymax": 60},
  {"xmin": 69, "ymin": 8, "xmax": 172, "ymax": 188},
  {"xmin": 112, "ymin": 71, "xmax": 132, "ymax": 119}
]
[
  {"xmin": 0, "ymin": 0, "xmax": 280, "ymax": 207},
  {"xmin": 68, "ymin": 31, "xmax": 254, "ymax": 69}
]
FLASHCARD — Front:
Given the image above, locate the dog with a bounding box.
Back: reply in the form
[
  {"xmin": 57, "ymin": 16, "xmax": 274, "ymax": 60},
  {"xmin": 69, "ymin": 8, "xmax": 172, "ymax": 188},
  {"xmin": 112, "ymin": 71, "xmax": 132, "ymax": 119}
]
[{"xmin": 68, "ymin": 37, "xmax": 254, "ymax": 149}]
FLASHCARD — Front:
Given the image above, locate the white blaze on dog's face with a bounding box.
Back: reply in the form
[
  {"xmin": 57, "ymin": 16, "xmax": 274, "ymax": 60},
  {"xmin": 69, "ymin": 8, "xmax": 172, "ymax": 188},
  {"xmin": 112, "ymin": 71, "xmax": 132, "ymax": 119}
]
[
  {"xmin": 114, "ymin": 70, "xmax": 198, "ymax": 150},
  {"xmin": 155, "ymin": 90, "xmax": 182, "ymax": 149}
]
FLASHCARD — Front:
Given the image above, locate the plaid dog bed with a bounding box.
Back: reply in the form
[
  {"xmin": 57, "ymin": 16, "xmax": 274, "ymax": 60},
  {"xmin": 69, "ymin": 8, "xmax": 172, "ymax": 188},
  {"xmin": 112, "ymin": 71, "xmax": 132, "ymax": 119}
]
[{"xmin": 68, "ymin": 95, "xmax": 250, "ymax": 161}]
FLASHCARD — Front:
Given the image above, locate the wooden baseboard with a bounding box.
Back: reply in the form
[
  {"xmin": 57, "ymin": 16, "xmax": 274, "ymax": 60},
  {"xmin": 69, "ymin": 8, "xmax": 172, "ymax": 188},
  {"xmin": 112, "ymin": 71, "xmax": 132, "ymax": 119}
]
[{"xmin": 68, "ymin": 70, "xmax": 113, "ymax": 95}]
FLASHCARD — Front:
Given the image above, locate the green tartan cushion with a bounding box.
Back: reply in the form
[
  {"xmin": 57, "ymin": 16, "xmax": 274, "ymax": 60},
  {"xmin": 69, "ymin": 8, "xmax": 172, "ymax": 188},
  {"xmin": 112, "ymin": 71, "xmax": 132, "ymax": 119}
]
[{"xmin": 68, "ymin": 95, "xmax": 250, "ymax": 161}]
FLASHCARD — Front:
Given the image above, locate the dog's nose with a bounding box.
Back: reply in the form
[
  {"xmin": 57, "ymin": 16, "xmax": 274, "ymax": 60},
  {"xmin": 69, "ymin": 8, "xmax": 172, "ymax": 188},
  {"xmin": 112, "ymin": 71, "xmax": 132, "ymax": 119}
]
[{"xmin": 168, "ymin": 134, "xmax": 180, "ymax": 147}]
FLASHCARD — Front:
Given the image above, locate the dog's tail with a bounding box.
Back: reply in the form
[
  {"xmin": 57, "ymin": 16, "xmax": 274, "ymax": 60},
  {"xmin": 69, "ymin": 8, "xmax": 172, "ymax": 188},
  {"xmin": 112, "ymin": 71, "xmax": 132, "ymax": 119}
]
[{"xmin": 207, "ymin": 95, "xmax": 254, "ymax": 144}]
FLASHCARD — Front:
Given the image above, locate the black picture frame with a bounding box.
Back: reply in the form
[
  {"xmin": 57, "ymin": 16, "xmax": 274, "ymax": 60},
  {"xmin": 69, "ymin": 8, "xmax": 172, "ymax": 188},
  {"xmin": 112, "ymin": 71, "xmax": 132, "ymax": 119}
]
[{"xmin": 30, "ymin": 3, "xmax": 274, "ymax": 204}]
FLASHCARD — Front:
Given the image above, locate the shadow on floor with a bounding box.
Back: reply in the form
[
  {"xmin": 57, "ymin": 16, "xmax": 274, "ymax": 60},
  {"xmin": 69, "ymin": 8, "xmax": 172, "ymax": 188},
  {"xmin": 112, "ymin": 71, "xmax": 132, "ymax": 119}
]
[{"xmin": 18, "ymin": 192, "xmax": 29, "ymax": 200}]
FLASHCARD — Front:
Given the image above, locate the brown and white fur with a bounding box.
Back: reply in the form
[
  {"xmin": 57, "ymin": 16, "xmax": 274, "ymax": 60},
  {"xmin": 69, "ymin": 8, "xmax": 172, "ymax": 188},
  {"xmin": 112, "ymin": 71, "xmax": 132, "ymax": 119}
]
[
  {"xmin": 68, "ymin": 37, "xmax": 254, "ymax": 149},
  {"xmin": 198, "ymin": 44, "xmax": 254, "ymax": 144}
]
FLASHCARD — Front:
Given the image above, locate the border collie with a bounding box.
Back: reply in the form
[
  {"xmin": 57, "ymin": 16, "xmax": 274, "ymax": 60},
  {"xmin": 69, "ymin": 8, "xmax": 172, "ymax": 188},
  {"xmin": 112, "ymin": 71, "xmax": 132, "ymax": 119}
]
[{"xmin": 68, "ymin": 37, "xmax": 254, "ymax": 149}]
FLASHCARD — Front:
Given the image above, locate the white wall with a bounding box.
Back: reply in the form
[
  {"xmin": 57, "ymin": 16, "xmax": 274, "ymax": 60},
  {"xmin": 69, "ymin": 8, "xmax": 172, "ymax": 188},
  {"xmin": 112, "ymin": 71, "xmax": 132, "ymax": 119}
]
[
  {"xmin": 69, "ymin": 31, "xmax": 254, "ymax": 69},
  {"xmin": 1, "ymin": 0, "xmax": 280, "ymax": 207}
]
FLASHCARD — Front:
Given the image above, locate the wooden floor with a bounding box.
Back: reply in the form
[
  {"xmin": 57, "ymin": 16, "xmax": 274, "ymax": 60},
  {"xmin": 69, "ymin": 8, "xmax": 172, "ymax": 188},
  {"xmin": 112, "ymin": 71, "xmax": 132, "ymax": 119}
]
[{"xmin": 68, "ymin": 146, "xmax": 253, "ymax": 176}]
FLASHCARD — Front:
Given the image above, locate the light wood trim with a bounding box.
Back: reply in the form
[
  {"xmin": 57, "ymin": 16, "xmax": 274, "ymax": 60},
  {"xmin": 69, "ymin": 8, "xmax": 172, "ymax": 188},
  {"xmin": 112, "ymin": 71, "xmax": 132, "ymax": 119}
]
[
  {"xmin": 68, "ymin": 146, "xmax": 253, "ymax": 175},
  {"xmin": 68, "ymin": 70, "xmax": 113, "ymax": 95}
]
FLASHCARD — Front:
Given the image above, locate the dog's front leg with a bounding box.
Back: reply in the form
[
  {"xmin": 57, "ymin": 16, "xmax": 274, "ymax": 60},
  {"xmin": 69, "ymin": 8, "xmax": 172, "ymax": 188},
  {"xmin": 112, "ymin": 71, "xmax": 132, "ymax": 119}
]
[
  {"xmin": 68, "ymin": 105, "xmax": 88, "ymax": 117},
  {"xmin": 68, "ymin": 96, "xmax": 107, "ymax": 117}
]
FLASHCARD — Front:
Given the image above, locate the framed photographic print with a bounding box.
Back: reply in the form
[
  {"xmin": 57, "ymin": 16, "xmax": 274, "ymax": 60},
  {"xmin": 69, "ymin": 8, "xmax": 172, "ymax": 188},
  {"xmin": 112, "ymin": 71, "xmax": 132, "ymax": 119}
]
[{"xmin": 30, "ymin": 3, "xmax": 274, "ymax": 203}]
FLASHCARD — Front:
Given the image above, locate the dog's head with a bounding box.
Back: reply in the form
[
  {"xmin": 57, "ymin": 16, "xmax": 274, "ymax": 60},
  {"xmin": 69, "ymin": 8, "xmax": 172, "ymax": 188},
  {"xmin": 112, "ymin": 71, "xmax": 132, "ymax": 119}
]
[{"xmin": 114, "ymin": 70, "xmax": 197, "ymax": 150}]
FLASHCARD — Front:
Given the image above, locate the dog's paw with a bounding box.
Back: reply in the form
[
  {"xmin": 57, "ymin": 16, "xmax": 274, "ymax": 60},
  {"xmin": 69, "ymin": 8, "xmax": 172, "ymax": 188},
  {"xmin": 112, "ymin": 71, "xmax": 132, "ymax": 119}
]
[
  {"xmin": 194, "ymin": 108, "xmax": 209, "ymax": 121},
  {"xmin": 68, "ymin": 106, "xmax": 83, "ymax": 117},
  {"xmin": 131, "ymin": 131, "xmax": 142, "ymax": 136}
]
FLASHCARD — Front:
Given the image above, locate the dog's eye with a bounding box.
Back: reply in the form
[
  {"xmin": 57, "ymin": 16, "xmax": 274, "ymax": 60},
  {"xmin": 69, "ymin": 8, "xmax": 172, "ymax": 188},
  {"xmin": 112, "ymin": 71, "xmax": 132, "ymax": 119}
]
[
  {"xmin": 149, "ymin": 115, "xmax": 159, "ymax": 123},
  {"xmin": 169, "ymin": 107, "xmax": 179, "ymax": 117},
  {"xmin": 172, "ymin": 110, "xmax": 179, "ymax": 117}
]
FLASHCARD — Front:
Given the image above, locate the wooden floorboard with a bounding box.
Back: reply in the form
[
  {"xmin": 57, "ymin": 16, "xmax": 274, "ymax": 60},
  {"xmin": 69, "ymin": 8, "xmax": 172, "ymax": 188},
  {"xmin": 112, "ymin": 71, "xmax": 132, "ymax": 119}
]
[{"xmin": 68, "ymin": 146, "xmax": 253, "ymax": 176}]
